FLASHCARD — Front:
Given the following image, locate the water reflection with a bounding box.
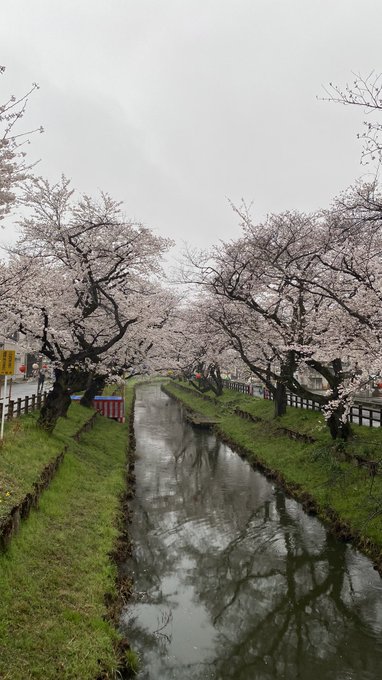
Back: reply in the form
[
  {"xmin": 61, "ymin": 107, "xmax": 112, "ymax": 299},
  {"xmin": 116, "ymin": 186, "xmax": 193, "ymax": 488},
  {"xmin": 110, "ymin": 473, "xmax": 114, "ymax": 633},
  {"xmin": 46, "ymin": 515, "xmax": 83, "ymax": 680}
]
[{"xmin": 121, "ymin": 384, "xmax": 382, "ymax": 680}]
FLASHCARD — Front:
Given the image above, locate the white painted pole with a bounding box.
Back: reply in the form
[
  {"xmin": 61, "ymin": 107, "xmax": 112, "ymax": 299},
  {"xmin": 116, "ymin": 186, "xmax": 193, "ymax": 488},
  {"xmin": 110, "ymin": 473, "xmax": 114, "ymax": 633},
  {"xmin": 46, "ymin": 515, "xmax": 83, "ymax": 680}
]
[{"xmin": 1, "ymin": 375, "xmax": 8, "ymax": 441}]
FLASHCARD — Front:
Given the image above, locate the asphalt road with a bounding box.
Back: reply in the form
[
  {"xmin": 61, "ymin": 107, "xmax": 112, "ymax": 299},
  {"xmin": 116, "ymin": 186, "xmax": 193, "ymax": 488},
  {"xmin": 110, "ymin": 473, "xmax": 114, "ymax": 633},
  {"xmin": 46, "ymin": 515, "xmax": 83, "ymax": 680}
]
[{"xmin": 0, "ymin": 379, "xmax": 52, "ymax": 403}]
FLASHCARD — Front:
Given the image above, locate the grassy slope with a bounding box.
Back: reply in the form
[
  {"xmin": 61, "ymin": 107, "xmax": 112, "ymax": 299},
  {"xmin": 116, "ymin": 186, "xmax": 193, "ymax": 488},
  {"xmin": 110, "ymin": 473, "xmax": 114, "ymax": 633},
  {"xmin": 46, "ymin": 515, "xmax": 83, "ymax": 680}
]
[
  {"xmin": 0, "ymin": 388, "xmax": 135, "ymax": 680},
  {"xmin": 0, "ymin": 404, "xmax": 93, "ymax": 520},
  {"xmin": 165, "ymin": 381, "xmax": 382, "ymax": 555}
]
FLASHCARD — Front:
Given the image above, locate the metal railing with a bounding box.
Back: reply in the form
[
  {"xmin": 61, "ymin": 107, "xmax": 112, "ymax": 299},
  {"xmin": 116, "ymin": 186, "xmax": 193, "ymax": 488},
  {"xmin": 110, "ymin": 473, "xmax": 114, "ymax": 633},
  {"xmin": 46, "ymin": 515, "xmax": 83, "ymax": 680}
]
[{"xmin": 223, "ymin": 380, "xmax": 382, "ymax": 429}]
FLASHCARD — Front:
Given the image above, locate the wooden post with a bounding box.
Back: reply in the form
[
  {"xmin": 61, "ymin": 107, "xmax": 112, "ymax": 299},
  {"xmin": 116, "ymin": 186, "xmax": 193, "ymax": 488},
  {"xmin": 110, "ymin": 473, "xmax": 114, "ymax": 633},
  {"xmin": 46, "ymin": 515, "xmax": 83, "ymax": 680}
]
[
  {"xmin": 36, "ymin": 393, "xmax": 42, "ymax": 409},
  {"xmin": 31, "ymin": 394, "xmax": 36, "ymax": 411},
  {"xmin": 17, "ymin": 398, "xmax": 22, "ymax": 417},
  {"xmin": 25, "ymin": 395, "xmax": 29, "ymax": 415},
  {"xmin": 8, "ymin": 399, "xmax": 14, "ymax": 421}
]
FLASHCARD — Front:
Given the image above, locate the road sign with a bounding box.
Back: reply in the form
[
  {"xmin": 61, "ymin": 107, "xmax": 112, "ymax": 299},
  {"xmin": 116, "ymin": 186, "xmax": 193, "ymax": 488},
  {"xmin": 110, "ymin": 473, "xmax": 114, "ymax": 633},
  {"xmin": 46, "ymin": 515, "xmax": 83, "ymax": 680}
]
[
  {"xmin": 0, "ymin": 350, "xmax": 16, "ymax": 376},
  {"xmin": 0, "ymin": 350, "xmax": 15, "ymax": 440}
]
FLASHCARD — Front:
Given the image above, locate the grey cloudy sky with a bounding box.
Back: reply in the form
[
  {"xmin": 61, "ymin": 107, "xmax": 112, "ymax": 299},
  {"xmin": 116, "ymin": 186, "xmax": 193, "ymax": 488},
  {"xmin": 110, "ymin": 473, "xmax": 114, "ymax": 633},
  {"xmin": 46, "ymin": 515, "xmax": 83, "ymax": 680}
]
[{"xmin": 1, "ymin": 0, "xmax": 381, "ymax": 258}]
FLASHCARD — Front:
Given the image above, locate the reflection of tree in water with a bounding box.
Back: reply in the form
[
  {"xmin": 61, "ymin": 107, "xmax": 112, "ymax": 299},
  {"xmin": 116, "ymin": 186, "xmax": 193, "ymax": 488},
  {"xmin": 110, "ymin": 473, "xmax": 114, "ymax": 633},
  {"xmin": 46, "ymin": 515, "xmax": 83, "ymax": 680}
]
[
  {"xmin": 185, "ymin": 491, "xmax": 382, "ymax": 679},
  {"xmin": 125, "ymin": 385, "xmax": 382, "ymax": 680},
  {"xmin": 124, "ymin": 408, "xmax": 227, "ymax": 601}
]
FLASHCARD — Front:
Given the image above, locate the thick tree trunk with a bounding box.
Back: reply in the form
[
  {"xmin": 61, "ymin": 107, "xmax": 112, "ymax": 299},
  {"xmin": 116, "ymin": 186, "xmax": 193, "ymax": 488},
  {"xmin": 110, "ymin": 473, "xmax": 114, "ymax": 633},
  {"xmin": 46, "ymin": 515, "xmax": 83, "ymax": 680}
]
[
  {"xmin": 274, "ymin": 380, "xmax": 287, "ymax": 417},
  {"xmin": 273, "ymin": 353, "xmax": 296, "ymax": 418},
  {"xmin": 80, "ymin": 375, "xmax": 106, "ymax": 407},
  {"xmin": 38, "ymin": 377, "xmax": 71, "ymax": 433},
  {"xmin": 38, "ymin": 368, "xmax": 89, "ymax": 433}
]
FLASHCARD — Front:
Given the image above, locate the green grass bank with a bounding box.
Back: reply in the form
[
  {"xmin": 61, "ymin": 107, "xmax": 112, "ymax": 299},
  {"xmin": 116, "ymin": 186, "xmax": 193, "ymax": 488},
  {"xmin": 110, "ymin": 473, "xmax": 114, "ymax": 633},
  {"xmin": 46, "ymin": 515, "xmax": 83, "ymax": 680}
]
[
  {"xmin": 0, "ymin": 385, "xmax": 135, "ymax": 680},
  {"xmin": 0, "ymin": 403, "xmax": 94, "ymax": 528},
  {"xmin": 164, "ymin": 380, "xmax": 382, "ymax": 572}
]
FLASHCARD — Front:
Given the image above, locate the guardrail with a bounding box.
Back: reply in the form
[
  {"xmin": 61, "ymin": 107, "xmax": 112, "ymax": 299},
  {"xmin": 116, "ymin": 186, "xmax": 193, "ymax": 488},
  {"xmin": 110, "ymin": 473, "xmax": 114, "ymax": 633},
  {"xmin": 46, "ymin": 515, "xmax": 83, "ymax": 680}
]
[
  {"xmin": 223, "ymin": 380, "xmax": 382, "ymax": 429},
  {"xmin": 0, "ymin": 391, "xmax": 48, "ymax": 420}
]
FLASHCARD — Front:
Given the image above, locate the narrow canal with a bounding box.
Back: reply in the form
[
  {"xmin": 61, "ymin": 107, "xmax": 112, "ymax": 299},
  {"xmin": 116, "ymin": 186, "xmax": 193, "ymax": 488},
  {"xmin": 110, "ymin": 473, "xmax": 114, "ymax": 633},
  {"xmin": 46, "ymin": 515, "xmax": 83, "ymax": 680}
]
[{"xmin": 120, "ymin": 383, "xmax": 382, "ymax": 680}]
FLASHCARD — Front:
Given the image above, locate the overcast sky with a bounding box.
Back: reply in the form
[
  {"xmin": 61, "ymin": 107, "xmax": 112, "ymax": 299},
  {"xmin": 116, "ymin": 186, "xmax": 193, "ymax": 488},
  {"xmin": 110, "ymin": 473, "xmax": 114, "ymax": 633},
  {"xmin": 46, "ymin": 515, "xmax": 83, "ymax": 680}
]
[{"xmin": 1, "ymin": 0, "xmax": 381, "ymax": 259}]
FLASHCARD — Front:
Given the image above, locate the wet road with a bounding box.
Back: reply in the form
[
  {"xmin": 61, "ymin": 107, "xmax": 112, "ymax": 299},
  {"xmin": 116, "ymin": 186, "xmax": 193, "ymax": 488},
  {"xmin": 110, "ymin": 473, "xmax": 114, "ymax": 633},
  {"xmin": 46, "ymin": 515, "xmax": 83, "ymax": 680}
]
[{"xmin": 0, "ymin": 379, "xmax": 52, "ymax": 402}]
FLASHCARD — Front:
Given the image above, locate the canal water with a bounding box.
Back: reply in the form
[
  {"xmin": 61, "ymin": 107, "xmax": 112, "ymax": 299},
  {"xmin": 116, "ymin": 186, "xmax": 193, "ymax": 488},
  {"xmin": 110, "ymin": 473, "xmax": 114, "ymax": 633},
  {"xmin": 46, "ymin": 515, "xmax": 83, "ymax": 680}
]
[{"xmin": 120, "ymin": 383, "xmax": 382, "ymax": 680}]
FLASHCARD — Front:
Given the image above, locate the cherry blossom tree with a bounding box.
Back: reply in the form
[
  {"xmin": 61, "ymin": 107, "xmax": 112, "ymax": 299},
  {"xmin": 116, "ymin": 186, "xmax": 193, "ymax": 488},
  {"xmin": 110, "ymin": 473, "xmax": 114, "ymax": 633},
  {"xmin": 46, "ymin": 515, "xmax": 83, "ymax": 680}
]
[
  {"xmin": 184, "ymin": 205, "xmax": 378, "ymax": 439},
  {"xmin": 288, "ymin": 182, "xmax": 382, "ymax": 427},
  {"xmin": 0, "ymin": 66, "xmax": 42, "ymax": 222},
  {"xmin": 1, "ymin": 67, "xmax": 42, "ymax": 336},
  {"xmin": 10, "ymin": 175, "xmax": 172, "ymax": 431},
  {"xmin": 79, "ymin": 285, "xmax": 181, "ymax": 404},
  {"xmin": 323, "ymin": 71, "xmax": 382, "ymax": 165},
  {"xmin": 163, "ymin": 295, "xmax": 233, "ymax": 396}
]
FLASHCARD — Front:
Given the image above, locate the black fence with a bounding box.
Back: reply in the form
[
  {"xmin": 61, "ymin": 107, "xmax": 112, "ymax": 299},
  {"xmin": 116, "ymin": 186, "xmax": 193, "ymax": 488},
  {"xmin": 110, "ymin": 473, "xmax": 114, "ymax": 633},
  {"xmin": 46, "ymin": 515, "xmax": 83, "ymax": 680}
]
[{"xmin": 223, "ymin": 380, "xmax": 382, "ymax": 429}]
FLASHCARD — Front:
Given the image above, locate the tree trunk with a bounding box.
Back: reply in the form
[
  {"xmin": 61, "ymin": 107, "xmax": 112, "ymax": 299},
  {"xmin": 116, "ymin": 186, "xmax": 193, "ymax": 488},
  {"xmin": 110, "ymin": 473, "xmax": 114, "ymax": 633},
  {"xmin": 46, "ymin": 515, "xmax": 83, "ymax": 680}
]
[
  {"xmin": 38, "ymin": 377, "xmax": 71, "ymax": 433},
  {"xmin": 325, "ymin": 359, "xmax": 352, "ymax": 441},
  {"xmin": 189, "ymin": 361, "xmax": 223, "ymax": 396},
  {"xmin": 80, "ymin": 375, "xmax": 106, "ymax": 407},
  {"xmin": 274, "ymin": 380, "xmax": 287, "ymax": 417},
  {"xmin": 209, "ymin": 363, "xmax": 223, "ymax": 396},
  {"xmin": 327, "ymin": 407, "xmax": 352, "ymax": 441},
  {"xmin": 38, "ymin": 368, "xmax": 89, "ymax": 433},
  {"xmin": 273, "ymin": 353, "xmax": 296, "ymax": 418}
]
